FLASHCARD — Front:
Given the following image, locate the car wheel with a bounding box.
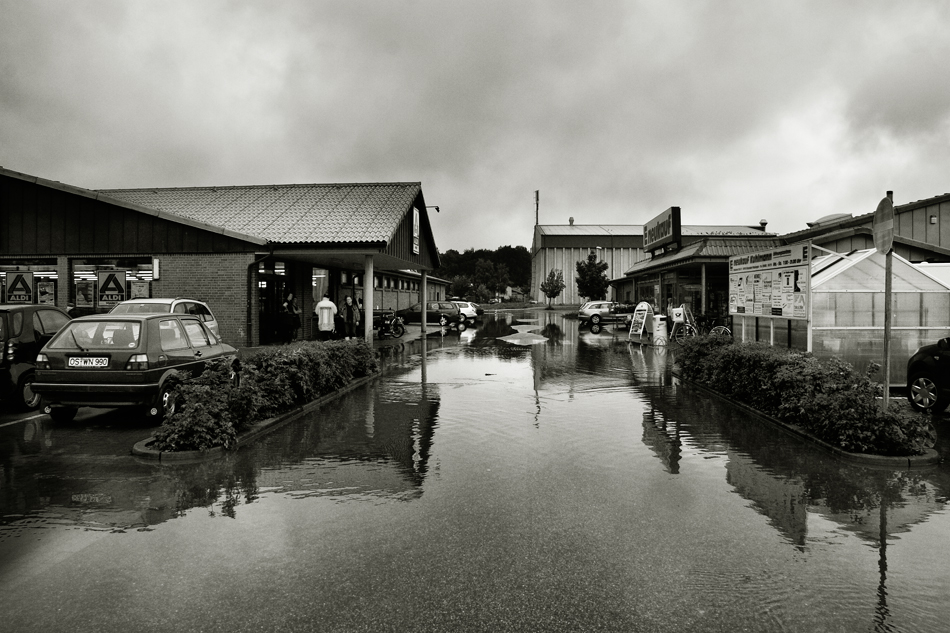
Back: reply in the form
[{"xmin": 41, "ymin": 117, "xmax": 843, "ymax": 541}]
[
  {"xmin": 146, "ymin": 384, "xmax": 179, "ymax": 424},
  {"xmin": 18, "ymin": 373, "xmax": 42, "ymax": 411},
  {"xmin": 458, "ymin": 315, "xmax": 467, "ymax": 324},
  {"xmin": 392, "ymin": 323, "xmax": 405, "ymax": 338},
  {"xmin": 47, "ymin": 405, "xmax": 78, "ymax": 423},
  {"xmin": 908, "ymin": 372, "xmax": 950, "ymax": 413},
  {"xmin": 457, "ymin": 321, "xmax": 467, "ymax": 332},
  {"xmin": 590, "ymin": 323, "xmax": 603, "ymax": 334},
  {"xmin": 590, "ymin": 314, "xmax": 602, "ymax": 325},
  {"xmin": 439, "ymin": 315, "xmax": 448, "ymax": 327}
]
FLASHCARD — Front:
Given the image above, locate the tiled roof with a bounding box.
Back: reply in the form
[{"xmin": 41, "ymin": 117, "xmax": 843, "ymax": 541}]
[
  {"xmin": 538, "ymin": 224, "xmax": 773, "ymax": 237},
  {"xmin": 622, "ymin": 237, "xmax": 786, "ymax": 276},
  {"xmin": 98, "ymin": 182, "xmax": 422, "ymax": 245}
]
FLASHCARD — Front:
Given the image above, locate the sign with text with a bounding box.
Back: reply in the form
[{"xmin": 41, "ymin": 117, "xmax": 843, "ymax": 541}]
[
  {"xmin": 97, "ymin": 270, "xmax": 127, "ymax": 307},
  {"xmin": 729, "ymin": 242, "xmax": 810, "ymax": 320},
  {"xmin": 643, "ymin": 206, "xmax": 681, "ymax": 252},
  {"xmin": 413, "ymin": 208, "xmax": 420, "ymax": 255},
  {"xmin": 6, "ymin": 272, "xmax": 34, "ymax": 303}
]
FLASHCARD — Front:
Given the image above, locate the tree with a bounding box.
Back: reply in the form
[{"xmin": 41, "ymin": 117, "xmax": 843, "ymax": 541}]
[
  {"xmin": 539, "ymin": 269, "xmax": 566, "ymax": 306},
  {"xmin": 575, "ymin": 251, "xmax": 609, "ymax": 300},
  {"xmin": 449, "ymin": 275, "xmax": 472, "ymax": 299}
]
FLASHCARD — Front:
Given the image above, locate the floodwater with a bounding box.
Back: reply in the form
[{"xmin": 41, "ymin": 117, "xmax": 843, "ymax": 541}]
[{"xmin": 2, "ymin": 310, "xmax": 950, "ymax": 632}]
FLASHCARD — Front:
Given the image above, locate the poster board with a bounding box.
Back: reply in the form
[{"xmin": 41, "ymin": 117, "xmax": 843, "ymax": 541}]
[
  {"xmin": 37, "ymin": 281, "xmax": 55, "ymax": 305},
  {"xmin": 130, "ymin": 280, "xmax": 150, "ymax": 299},
  {"xmin": 628, "ymin": 301, "xmax": 654, "ymax": 339},
  {"xmin": 729, "ymin": 242, "xmax": 810, "ymax": 320}
]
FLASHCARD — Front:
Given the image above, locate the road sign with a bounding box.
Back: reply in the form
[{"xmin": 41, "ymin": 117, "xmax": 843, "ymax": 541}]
[{"xmin": 873, "ymin": 197, "xmax": 894, "ymax": 254}]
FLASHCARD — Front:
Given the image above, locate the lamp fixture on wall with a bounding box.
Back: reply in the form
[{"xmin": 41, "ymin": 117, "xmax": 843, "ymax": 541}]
[{"xmin": 930, "ymin": 215, "xmax": 937, "ymax": 225}]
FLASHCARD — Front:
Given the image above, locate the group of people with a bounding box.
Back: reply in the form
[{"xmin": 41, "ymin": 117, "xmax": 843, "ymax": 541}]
[{"xmin": 282, "ymin": 291, "xmax": 361, "ymax": 342}]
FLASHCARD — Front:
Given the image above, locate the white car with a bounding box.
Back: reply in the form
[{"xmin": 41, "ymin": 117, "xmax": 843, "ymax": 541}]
[
  {"xmin": 110, "ymin": 297, "xmax": 220, "ymax": 338},
  {"xmin": 452, "ymin": 301, "xmax": 484, "ymax": 322}
]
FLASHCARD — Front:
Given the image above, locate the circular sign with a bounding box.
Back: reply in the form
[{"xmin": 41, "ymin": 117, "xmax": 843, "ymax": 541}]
[{"xmin": 872, "ymin": 197, "xmax": 894, "ymax": 254}]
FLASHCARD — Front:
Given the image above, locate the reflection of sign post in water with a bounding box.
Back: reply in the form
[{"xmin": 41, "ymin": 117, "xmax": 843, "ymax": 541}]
[
  {"xmin": 7, "ymin": 272, "xmax": 34, "ymax": 303},
  {"xmin": 873, "ymin": 193, "xmax": 895, "ymax": 409}
]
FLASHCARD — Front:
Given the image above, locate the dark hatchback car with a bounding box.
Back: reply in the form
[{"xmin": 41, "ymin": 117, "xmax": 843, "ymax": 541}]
[
  {"xmin": 396, "ymin": 301, "xmax": 467, "ymax": 330},
  {"xmin": 33, "ymin": 313, "xmax": 237, "ymax": 423},
  {"xmin": 907, "ymin": 338, "xmax": 950, "ymax": 412},
  {"xmin": 0, "ymin": 304, "xmax": 72, "ymax": 410}
]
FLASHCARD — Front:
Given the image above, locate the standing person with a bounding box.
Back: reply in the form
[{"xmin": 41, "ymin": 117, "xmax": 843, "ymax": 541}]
[
  {"xmin": 315, "ymin": 292, "xmax": 338, "ymax": 341},
  {"xmin": 289, "ymin": 294, "xmax": 302, "ymax": 340},
  {"xmin": 280, "ymin": 293, "xmax": 297, "ymax": 343},
  {"xmin": 341, "ymin": 295, "xmax": 361, "ymax": 340}
]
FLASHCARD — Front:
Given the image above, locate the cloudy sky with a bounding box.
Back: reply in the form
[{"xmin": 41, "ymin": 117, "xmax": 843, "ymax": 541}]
[{"xmin": 2, "ymin": 1, "xmax": 950, "ymax": 252}]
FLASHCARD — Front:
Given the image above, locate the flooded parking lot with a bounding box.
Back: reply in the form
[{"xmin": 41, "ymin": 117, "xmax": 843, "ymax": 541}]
[{"xmin": 2, "ymin": 310, "xmax": 950, "ymax": 632}]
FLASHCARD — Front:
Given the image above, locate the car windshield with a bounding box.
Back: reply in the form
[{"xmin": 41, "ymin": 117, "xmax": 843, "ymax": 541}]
[
  {"xmin": 111, "ymin": 302, "xmax": 173, "ymax": 314},
  {"xmin": 47, "ymin": 320, "xmax": 141, "ymax": 350}
]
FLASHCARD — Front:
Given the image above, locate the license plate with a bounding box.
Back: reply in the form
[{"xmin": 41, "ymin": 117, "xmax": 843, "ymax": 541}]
[{"xmin": 68, "ymin": 357, "xmax": 109, "ymax": 368}]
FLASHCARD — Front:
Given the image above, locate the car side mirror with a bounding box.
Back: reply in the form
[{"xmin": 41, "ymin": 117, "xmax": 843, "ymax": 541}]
[{"xmin": 939, "ymin": 338, "xmax": 950, "ymax": 351}]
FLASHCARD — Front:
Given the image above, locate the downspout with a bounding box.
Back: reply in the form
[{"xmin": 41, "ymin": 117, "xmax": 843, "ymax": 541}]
[{"xmin": 247, "ymin": 247, "xmax": 273, "ymax": 348}]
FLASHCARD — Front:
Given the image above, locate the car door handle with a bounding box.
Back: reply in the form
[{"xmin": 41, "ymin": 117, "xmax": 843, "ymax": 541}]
[{"xmin": 194, "ymin": 350, "xmax": 203, "ymax": 357}]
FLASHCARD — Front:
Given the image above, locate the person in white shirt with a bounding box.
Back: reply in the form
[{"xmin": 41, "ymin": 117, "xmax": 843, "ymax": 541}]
[{"xmin": 315, "ymin": 293, "xmax": 338, "ymax": 341}]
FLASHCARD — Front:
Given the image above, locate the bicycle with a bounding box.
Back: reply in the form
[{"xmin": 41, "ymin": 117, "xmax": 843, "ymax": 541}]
[{"xmin": 694, "ymin": 313, "xmax": 732, "ymax": 338}]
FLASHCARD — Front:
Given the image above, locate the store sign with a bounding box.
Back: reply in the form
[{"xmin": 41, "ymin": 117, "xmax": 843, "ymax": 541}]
[
  {"xmin": 413, "ymin": 208, "xmax": 420, "ymax": 255},
  {"xmin": 643, "ymin": 206, "xmax": 681, "ymax": 252},
  {"xmin": 6, "ymin": 272, "xmax": 34, "ymax": 303},
  {"xmin": 728, "ymin": 242, "xmax": 810, "ymax": 320},
  {"xmin": 97, "ymin": 270, "xmax": 127, "ymax": 307}
]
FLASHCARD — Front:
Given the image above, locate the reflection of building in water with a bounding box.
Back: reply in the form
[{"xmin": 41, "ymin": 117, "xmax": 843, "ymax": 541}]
[
  {"xmin": 640, "ymin": 406, "xmax": 682, "ymax": 475},
  {"xmin": 253, "ymin": 373, "xmax": 440, "ymax": 501},
  {"xmin": 637, "ymin": 389, "xmax": 948, "ymax": 550},
  {"xmin": 725, "ymin": 452, "xmax": 808, "ymax": 547},
  {"xmin": 0, "ymin": 367, "xmax": 441, "ymax": 531}
]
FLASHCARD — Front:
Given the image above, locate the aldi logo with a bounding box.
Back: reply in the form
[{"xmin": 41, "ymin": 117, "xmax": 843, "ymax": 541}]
[
  {"xmin": 6, "ymin": 272, "xmax": 34, "ymax": 303},
  {"xmin": 97, "ymin": 271, "xmax": 127, "ymax": 307}
]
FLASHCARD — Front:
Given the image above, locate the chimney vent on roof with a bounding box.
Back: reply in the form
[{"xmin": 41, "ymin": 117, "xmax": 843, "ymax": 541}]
[
  {"xmin": 759, "ymin": 219, "xmax": 768, "ymax": 230},
  {"xmin": 569, "ymin": 217, "xmax": 574, "ymax": 226}
]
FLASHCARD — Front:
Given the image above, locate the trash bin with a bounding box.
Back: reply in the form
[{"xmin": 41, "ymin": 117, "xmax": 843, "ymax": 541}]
[{"xmin": 654, "ymin": 315, "xmax": 668, "ymax": 340}]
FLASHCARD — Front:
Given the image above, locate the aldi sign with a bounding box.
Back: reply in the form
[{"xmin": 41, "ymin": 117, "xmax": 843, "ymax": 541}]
[
  {"xmin": 6, "ymin": 272, "xmax": 34, "ymax": 304},
  {"xmin": 97, "ymin": 271, "xmax": 127, "ymax": 307}
]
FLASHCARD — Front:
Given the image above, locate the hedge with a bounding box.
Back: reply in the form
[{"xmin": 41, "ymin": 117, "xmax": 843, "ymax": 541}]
[
  {"xmin": 676, "ymin": 337, "xmax": 933, "ymax": 456},
  {"xmin": 152, "ymin": 340, "xmax": 378, "ymax": 452}
]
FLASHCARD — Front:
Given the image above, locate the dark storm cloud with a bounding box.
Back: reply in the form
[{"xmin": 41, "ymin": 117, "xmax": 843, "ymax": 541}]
[{"xmin": 2, "ymin": 1, "xmax": 950, "ymax": 249}]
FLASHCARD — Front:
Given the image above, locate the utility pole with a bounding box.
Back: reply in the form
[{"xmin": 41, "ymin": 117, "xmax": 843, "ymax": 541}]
[{"xmin": 534, "ymin": 190, "xmax": 539, "ymax": 226}]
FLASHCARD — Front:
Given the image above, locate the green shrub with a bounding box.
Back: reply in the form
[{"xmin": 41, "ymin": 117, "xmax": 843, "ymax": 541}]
[
  {"xmin": 152, "ymin": 340, "xmax": 378, "ymax": 452},
  {"xmin": 677, "ymin": 337, "xmax": 933, "ymax": 456}
]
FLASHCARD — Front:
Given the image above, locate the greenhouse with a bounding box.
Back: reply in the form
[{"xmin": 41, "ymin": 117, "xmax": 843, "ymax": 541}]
[{"xmin": 733, "ymin": 248, "xmax": 950, "ymax": 386}]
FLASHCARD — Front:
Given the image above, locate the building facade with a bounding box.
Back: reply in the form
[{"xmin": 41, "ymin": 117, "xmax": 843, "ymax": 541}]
[{"xmin": 0, "ymin": 167, "xmax": 447, "ymax": 346}]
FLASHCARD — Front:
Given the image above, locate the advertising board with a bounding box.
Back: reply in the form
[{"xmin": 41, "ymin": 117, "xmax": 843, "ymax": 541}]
[
  {"xmin": 728, "ymin": 242, "xmax": 810, "ymax": 320},
  {"xmin": 643, "ymin": 206, "xmax": 681, "ymax": 252}
]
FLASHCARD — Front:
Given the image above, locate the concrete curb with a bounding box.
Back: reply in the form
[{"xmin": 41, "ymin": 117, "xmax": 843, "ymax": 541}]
[
  {"xmin": 672, "ymin": 369, "xmax": 941, "ymax": 469},
  {"xmin": 131, "ymin": 373, "xmax": 379, "ymax": 463}
]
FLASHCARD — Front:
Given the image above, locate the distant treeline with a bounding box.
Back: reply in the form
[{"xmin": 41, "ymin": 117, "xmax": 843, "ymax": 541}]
[{"xmin": 435, "ymin": 245, "xmax": 531, "ymax": 299}]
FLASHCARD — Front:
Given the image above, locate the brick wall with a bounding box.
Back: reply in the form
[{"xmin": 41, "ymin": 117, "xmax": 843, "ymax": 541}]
[{"xmin": 151, "ymin": 253, "xmax": 256, "ymax": 346}]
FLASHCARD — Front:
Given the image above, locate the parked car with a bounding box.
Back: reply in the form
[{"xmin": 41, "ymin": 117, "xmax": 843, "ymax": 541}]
[
  {"xmin": 0, "ymin": 304, "xmax": 72, "ymax": 410},
  {"xmin": 109, "ymin": 297, "xmax": 220, "ymax": 337},
  {"xmin": 396, "ymin": 301, "xmax": 466, "ymax": 329},
  {"xmin": 33, "ymin": 313, "xmax": 237, "ymax": 423},
  {"xmin": 488, "ymin": 298, "xmax": 502, "ymax": 305},
  {"xmin": 907, "ymin": 338, "xmax": 950, "ymax": 412},
  {"xmin": 452, "ymin": 301, "xmax": 484, "ymax": 321}
]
